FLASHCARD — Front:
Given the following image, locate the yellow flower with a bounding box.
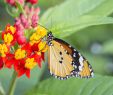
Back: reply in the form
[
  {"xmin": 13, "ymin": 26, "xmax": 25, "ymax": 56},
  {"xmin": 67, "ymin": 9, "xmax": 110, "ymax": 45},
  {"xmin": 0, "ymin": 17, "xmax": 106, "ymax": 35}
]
[
  {"xmin": 6, "ymin": 25, "xmax": 16, "ymax": 34},
  {"xmin": 38, "ymin": 41, "xmax": 48, "ymax": 52},
  {"xmin": 30, "ymin": 33, "xmax": 41, "ymax": 41},
  {"xmin": 42, "ymin": 45, "xmax": 48, "ymax": 52},
  {"xmin": 4, "ymin": 33, "xmax": 13, "ymax": 45},
  {"xmin": 0, "ymin": 44, "xmax": 8, "ymax": 57},
  {"xmin": 36, "ymin": 25, "xmax": 47, "ymax": 38},
  {"xmin": 29, "ymin": 25, "xmax": 48, "ymax": 47},
  {"xmin": 15, "ymin": 49, "xmax": 26, "ymax": 60},
  {"xmin": 25, "ymin": 58, "xmax": 37, "ymax": 69},
  {"xmin": 30, "ymin": 33, "xmax": 41, "ymax": 45}
]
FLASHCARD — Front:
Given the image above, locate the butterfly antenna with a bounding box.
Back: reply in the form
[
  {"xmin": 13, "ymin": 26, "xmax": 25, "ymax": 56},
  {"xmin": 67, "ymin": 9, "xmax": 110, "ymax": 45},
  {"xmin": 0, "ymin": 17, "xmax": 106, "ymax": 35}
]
[
  {"xmin": 38, "ymin": 23, "xmax": 50, "ymax": 32},
  {"xmin": 51, "ymin": 16, "xmax": 52, "ymax": 29}
]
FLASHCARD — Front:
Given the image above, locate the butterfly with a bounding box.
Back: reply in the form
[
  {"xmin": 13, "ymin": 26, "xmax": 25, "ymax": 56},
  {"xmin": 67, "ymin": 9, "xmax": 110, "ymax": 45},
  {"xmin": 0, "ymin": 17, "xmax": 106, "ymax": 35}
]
[{"xmin": 40, "ymin": 25, "xmax": 94, "ymax": 80}]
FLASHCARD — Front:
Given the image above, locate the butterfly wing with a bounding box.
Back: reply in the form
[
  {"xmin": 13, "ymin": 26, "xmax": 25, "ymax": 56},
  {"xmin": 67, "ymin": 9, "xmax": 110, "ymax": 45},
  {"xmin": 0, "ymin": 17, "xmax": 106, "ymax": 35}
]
[
  {"xmin": 54, "ymin": 38, "xmax": 94, "ymax": 78},
  {"xmin": 48, "ymin": 38, "xmax": 94, "ymax": 79},
  {"xmin": 48, "ymin": 40, "xmax": 75, "ymax": 80}
]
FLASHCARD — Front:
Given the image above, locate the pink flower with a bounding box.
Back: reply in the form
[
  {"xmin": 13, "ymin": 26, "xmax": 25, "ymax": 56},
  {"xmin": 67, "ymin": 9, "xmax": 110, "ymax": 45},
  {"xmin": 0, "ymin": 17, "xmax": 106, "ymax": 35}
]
[
  {"xmin": 15, "ymin": 18, "xmax": 24, "ymax": 31},
  {"xmin": 32, "ymin": 13, "xmax": 39, "ymax": 27},
  {"xmin": 14, "ymin": 24, "xmax": 26, "ymax": 45},
  {"xmin": 15, "ymin": 6, "xmax": 40, "ymax": 29},
  {"xmin": 20, "ymin": 14, "xmax": 30, "ymax": 29},
  {"xmin": 6, "ymin": 0, "xmax": 15, "ymax": 6},
  {"xmin": 18, "ymin": 0, "xmax": 25, "ymax": 4}
]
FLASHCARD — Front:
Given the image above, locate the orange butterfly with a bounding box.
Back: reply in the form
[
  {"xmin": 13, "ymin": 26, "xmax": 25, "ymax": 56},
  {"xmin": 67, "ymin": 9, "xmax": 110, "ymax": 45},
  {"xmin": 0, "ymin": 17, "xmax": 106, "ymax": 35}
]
[
  {"xmin": 46, "ymin": 31, "xmax": 94, "ymax": 80},
  {"xmin": 39, "ymin": 25, "xmax": 94, "ymax": 80}
]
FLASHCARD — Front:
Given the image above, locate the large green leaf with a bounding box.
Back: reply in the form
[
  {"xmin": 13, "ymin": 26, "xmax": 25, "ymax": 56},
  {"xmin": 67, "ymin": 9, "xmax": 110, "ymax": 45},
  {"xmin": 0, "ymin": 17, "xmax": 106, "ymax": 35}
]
[
  {"xmin": 40, "ymin": 0, "xmax": 113, "ymax": 37},
  {"xmin": 40, "ymin": 0, "xmax": 113, "ymax": 24},
  {"xmin": 65, "ymin": 25, "xmax": 113, "ymax": 49},
  {"xmin": 26, "ymin": 75, "xmax": 113, "ymax": 95},
  {"xmin": 49, "ymin": 16, "xmax": 113, "ymax": 37}
]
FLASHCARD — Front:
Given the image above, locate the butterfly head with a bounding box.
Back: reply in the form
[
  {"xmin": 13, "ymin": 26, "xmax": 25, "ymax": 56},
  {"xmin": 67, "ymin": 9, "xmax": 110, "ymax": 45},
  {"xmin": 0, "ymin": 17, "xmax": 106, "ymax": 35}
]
[{"xmin": 47, "ymin": 32, "xmax": 54, "ymax": 46}]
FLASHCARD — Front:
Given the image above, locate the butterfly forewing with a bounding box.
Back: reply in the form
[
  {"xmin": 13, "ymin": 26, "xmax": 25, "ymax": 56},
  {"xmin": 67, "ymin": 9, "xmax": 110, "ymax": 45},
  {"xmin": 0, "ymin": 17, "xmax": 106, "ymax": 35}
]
[{"xmin": 48, "ymin": 40, "xmax": 75, "ymax": 79}]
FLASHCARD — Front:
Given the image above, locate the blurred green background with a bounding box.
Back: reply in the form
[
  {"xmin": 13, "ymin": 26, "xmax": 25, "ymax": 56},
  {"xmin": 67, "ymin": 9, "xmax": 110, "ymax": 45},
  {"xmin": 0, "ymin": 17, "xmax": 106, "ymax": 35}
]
[{"xmin": 1, "ymin": 0, "xmax": 113, "ymax": 95}]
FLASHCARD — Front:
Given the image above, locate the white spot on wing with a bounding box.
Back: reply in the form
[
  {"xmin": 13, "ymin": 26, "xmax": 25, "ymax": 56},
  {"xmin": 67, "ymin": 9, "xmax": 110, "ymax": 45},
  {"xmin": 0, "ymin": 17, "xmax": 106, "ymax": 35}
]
[
  {"xmin": 79, "ymin": 66, "xmax": 82, "ymax": 71},
  {"xmin": 79, "ymin": 56, "xmax": 84, "ymax": 67},
  {"xmin": 74, "ymin": 49, "xmax": 76, "ymax": 51},
  {"xmin": 73, "ymin": 53, "xmax": 76, "ymax": 57},
  {"xmin": 75, "ymin": 65, "xmax": 77, "ymax": 68},
  {"xmin": 91, "ymin": 72, "xmax": 94, "ymax": 77},
  {"xmin": 55, "ymin": 76, "xmax": 57, "ymax": 78}
]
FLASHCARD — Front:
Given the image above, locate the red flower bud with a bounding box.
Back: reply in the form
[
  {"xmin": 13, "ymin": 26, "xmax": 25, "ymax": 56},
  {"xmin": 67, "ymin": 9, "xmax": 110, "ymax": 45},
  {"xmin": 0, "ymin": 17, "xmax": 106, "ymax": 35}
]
[
  {"xmin": 26, "ymin": 0, "xmax": 38, "ymax": 4},
  {"xmin": 0, "ymin": 57, "xmax": 4, "ymax": 70},
  {"xmin": 17, "ymin": 36, "xmax": 26, "ymax": 45}
]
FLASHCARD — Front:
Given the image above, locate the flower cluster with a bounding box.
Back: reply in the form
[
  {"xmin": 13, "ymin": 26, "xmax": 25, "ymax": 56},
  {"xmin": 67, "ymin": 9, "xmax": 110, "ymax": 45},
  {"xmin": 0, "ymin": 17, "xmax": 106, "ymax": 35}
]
[
  {"xmin": 0, "ymin": 24, "xmax": 48, "ymax": 78},
  {"xmin": 15, "ymin": 6, "xmax": 40, "ymax": 30},
  {"xmin": 2, "ymin": 0, "xmax": 44, "ymax": 79},
  {"xmin": 6, "ymin": 0, "xmax": 40, "ymax": 45}
]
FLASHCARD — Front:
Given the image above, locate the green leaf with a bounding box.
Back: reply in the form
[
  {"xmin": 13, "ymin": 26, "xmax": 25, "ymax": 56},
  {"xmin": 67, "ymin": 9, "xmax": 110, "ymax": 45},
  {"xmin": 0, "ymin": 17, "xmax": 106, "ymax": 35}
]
[
  {"xmin": 15, "ymin": 1, "xmax": 24, "ymax": 14},
  {"xmin": 40, "ymin": 0, "xmax": 113, "ymax": 37},
  {"xmin": 87, "ymin": 0, "xmax": 113, "ymax": 16},
  {"xmin": 40, "ymin": 0, "xmax": 113, "ymax": 25},
  {"xmin": 66, "ymin": 25, "xmax": 113, "ymax": 49},
  {"xmin": 101, "ymin": 39, "xmax": 113, "ymax": 54},
  {"xmin": 26, "ymin": 75, "xmax": 113, "ymax": 95},
  {"xmin": 83, "ymin": 52, "xmax": 112, "ymax": 75},
  {"xmin": 50, "ymin": 16, "xmax": 113, "ymax": 37}
]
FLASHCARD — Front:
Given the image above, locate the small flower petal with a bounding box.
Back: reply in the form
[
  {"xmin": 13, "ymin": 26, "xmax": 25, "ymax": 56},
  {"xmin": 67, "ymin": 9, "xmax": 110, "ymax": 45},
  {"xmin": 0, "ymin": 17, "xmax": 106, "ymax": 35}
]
[
  {"xmin": 25, "ymin": 69, "xmax": 30, "ymax": 78},
  {"xmin": 0, "ymin": 57, "xmax": 4, "ymax": 70}
]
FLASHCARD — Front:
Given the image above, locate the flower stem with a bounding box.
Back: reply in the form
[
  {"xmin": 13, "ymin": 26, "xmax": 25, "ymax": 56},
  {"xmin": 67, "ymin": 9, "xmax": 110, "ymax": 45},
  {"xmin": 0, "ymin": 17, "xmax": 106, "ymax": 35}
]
[
  {"xmin": 35, "ymin": 53, "xmax": 48, "ymax": 87},
  {"xmin": 7, "ymin": 71, "xmax": 17, "ymax": 95}
]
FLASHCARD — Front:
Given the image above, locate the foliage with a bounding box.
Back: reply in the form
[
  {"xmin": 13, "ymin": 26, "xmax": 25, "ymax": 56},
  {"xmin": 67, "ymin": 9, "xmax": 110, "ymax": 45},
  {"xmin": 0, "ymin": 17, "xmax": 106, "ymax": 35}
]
[
  {"xmin": 40, "ymin": 0, "xmax": 113, "ymax": 37},
  {"xmin": 101, "ymin": 39, "xmax": 113, "ymax": 54},
  {"xmin": 26, "ymin": 75, "xmax": 113, "ymax": 95},
  {"xmin": 0, "ymin": 0, "xmax": 113, "ymax": 95}
]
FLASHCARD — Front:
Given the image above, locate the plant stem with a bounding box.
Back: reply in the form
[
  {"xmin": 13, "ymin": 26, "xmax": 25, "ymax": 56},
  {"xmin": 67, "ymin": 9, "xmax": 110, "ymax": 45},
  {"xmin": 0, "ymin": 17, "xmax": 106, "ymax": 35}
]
[
  {"xmin": 35, "ymin": 53, "xmax": 48, "ymax": 87},
  {"xmin": 7, "ymin": 71, "xmax": 17, "ymax": 95},
  {"xmin": 0, "ymin": 83, "xmax": 5, "ymax": 95},
  {"xmin": 35, "ymin": 63, "xmax": 46, "ymax": 88}
]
